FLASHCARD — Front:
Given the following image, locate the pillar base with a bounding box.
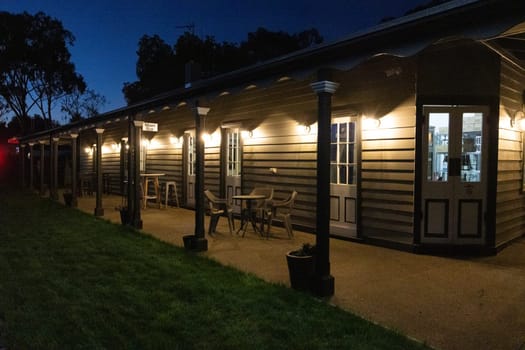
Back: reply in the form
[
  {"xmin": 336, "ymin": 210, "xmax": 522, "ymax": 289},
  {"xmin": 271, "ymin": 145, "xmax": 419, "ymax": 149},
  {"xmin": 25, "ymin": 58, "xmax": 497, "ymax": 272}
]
[
  {"xmin": 94, "ymin": 207, "xmax": 104, "ymax": 217},
  {"xmin": 183, "ymin": 235, "xmax": 208, "ymax": 252},
  {"xmin": 312, "ymin": 274, "xmax": 335, "ymax": 298}
]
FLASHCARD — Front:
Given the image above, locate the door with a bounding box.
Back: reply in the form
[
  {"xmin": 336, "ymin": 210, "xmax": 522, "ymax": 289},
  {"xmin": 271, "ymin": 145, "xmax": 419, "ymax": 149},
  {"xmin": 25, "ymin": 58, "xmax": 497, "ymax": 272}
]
[
  {"xmin": 330, "ymin": 117, "xmax": 358, "ymax": 237},
  {"xmin": 421, "ymin": 106, "xmax": 488, "ymax": 244},
  {"xmin": 223, "ymin": 127, "xmax": 242, "ymax": 214},
  {"xmin": 184, "ymin": 130, "xmax": 196, "ymax": 208}
]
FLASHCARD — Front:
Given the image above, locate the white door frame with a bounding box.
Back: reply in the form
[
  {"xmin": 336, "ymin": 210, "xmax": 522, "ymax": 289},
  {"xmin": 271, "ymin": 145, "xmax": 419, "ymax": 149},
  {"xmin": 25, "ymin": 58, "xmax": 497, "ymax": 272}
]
[
  {"xmin": 184, "ymin": 129, "xmax": 196, "ymax": 208},
  {"xmin": 421, "ymin": 105, "xmax": 488, "ymax": 244},
  {"xmin": 330, "ymin": 116, "xmax": 358, "ymax": 238}
]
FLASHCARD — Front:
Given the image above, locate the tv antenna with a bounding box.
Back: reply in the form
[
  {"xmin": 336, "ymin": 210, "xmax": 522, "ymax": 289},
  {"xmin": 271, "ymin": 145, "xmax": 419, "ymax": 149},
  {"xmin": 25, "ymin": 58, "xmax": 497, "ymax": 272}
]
[{"xmin": 176, "ymin": 22, "xmax": 195, "ymax": 35}]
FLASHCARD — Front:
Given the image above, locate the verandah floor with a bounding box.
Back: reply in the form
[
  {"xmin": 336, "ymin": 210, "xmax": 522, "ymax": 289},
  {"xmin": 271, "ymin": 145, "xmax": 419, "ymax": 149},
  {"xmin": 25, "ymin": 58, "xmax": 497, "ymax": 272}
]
[{"xmin": 59, "ymin": 191, "xmax": 525, "ymax": 350}]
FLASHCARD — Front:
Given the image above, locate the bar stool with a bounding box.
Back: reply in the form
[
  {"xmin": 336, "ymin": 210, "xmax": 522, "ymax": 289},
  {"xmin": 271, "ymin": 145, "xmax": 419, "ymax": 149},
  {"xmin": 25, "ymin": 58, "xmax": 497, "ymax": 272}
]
[{"xmin": 163, "ymin": 181, "xmax": 179, "ymax": 208}]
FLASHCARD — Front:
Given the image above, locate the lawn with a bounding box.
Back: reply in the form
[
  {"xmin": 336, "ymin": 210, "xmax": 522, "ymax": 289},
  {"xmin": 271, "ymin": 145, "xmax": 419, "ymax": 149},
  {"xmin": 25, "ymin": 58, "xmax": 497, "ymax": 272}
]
[{"xmin": 0, "ymin": 186, "xmax": 429, "ymax": 349}]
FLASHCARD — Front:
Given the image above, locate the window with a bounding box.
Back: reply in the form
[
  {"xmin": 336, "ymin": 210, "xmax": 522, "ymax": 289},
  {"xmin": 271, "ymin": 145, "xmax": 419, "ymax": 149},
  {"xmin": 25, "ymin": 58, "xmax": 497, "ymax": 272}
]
[
  {"xmin": 188, "ymin": 134, "xmax": 196, "ymax": 176},
  {"xmin": 227, "ymin": 130, "xmax": 241, "ymax": 176},
  {"xmin": 330, "ymin": 120, "xmax": 356, "ymax": 185}
]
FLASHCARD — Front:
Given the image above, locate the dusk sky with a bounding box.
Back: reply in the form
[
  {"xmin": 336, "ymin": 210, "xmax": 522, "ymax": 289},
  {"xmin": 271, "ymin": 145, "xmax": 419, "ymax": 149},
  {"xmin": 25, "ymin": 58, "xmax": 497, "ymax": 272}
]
[{"xmin": 2, "ymin": 0, "xmax": 426, "ymax": 114}]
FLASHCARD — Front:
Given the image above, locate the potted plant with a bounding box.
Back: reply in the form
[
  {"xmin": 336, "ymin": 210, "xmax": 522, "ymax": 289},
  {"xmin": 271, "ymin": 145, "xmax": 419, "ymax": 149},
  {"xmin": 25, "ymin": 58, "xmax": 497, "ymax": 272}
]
[
  {"xmin": 286, "ymin": 243, "xmax": 316, "ymax": 291},
  {"xmin": 63, "ymin": 191, "xmax": 73, "ymax": 207},
  {"xmin": 117, "ymin": 206, "xmax": 129, "ymax": 225}
]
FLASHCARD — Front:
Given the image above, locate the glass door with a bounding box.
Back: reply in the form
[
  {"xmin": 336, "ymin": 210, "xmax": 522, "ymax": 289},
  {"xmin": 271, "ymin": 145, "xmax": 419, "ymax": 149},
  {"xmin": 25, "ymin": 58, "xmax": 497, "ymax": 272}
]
[
  {"xmin": 421, "ymin": 106, "xmax": 487, "ymax": 244},
  {"xmin": 224, "ymin": 128, "xmax": 242, "ymax": 214},
  {"xmin": 184, "ymin": 130, "xmax": 196, "ymax": 208},
  {"xmin": 330, "ymin": 116, "xmax": 357, "ymax": 238}
]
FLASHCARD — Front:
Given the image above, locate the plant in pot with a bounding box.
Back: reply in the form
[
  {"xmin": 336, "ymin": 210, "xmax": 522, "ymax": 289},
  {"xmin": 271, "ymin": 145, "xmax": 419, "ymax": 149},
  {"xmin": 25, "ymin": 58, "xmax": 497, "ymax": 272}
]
[
  {"xmin": 116, "ymin": 205, "xmax": 129, "ymax": 225},
  {"xmin": 63, "ymin": 191, "xmax": 73, "ymax": 207},
  {"xmin": 286, "ymin": 243, "xmax": 316, "ymax": 292}
]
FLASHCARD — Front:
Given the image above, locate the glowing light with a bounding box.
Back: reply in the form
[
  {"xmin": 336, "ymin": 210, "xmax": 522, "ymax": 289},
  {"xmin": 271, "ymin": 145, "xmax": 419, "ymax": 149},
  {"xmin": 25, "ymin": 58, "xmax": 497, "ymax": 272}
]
[
  {"xmin": 362, "ymin": 116, "xmax": 380, "ymax": 129},
  {"xmin": 296, "ymin": 124, "xmax": 311, "ymax": 135}
]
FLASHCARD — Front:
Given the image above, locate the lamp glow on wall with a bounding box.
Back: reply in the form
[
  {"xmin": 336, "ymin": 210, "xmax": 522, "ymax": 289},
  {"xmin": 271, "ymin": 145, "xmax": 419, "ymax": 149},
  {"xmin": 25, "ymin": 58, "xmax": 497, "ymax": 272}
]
[
  {"xmin": 512, "ymin": 110, "xmax": 525, "ymax": 131},
  {"xmin": 170, "ymin": 136, "xmax": 183, "ymax": 147},
  {"xmin": 297, "ymin": 123, "xmax": 311, "ymax": 135},
  {"xmin": 241, "ymin": 129, "xmax": 253, "ymax": 139},
  {"xmin": 202, "ymin": 130, "xmax": 221, "ymax": 147},
  {"xmin": 362, "ymin": 115, "xmax": 381, "ymax": 129}
]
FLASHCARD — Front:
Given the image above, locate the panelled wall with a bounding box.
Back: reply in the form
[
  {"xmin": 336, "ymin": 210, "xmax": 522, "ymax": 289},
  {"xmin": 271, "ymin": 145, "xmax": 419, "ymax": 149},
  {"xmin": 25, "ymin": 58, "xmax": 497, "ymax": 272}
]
[
  {"xmin": 210, "ymin": 80, "xmax": 319, "ymax": 229},
  {"xmin": 497, "ymin": 60, "xmax": 525, "ymax": 245},
  {"xmin": 335, "ymin": 56, "xmax": 417, "ymax": 239}
]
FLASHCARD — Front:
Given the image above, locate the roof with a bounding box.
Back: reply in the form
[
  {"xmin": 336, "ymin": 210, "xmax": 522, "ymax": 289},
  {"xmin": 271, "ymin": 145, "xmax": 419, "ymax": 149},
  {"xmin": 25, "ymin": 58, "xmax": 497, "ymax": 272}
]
[{"xmin": 20, "ymin": 0, "xmax": 525, "ymax": 142}]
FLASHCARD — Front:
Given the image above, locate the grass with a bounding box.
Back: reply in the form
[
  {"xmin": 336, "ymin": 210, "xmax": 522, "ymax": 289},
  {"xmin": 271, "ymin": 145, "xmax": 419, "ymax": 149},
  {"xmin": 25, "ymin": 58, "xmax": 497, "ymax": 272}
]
[{"xmin": 0, "ymin": 186, "xmax": 429, "ymax": 349}]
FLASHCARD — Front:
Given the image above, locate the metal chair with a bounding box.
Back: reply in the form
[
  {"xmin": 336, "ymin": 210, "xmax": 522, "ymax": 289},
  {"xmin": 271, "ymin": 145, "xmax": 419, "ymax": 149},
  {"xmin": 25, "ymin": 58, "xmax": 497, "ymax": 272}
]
[
  {"xmin": 249, "ymin": 187, "xmax": 274, "ymax": 232},
  {"xmin": 266, "ymin": 190, "xmax": 298, "ymax": 238},
  {"xmin": 204, "ymin": 189, "xmax": 235, "ymax": 234}
]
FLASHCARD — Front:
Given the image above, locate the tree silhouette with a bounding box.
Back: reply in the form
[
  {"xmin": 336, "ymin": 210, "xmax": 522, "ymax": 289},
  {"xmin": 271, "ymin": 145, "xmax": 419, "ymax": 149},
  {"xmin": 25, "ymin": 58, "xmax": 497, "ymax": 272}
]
[
  {"xmin": 123, "ymin": 27, "xmax": 323, "ymax": 105},
  {"xmin": 0, "ymin": 11, "xmax": 86, "ymax": 134}
]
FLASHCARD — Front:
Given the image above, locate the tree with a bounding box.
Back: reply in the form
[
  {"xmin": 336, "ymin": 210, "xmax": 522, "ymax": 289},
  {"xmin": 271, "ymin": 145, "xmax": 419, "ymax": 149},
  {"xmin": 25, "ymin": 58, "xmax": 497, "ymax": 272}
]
[
  {"xmin": 0, "ymin": 11, "xmax": 85, "ymax": 134},
  {"xmin": 123, "ymin": 27, "xmax": 323, "ymax": 105},
  {"xmin": 61, "ymin": 88, "xmax": 107, "ymax": 123}
]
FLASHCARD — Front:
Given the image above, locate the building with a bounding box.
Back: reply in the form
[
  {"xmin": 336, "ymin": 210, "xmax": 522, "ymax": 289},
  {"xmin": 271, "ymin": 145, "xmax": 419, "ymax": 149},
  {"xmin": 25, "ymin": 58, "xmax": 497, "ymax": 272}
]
[{"xmin": 19, "ymin": 0, "xmax": 525, "ymax": 261}]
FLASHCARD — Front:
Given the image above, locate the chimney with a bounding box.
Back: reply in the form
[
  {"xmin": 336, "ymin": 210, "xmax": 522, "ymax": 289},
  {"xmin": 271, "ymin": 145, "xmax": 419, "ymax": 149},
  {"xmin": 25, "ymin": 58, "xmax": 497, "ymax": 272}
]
[{"xmin": 185, "ymin": 61, "xmax": 201, "ymax": 88}]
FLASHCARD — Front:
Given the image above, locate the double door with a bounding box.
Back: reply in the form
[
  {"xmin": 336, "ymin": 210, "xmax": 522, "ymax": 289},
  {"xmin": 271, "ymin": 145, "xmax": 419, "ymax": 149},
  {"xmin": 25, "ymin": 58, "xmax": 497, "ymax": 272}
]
[{"xmin": 421, "ymin": 106, "xmax": 488, "ymax": 244}]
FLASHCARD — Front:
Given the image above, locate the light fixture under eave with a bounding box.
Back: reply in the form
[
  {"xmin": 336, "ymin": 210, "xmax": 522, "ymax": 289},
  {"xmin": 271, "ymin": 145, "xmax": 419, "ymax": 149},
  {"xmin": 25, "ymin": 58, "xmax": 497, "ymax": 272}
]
[
  {"xmin": 512, "ymin": 110, "xmax": 525, "ymax": 131},
  {"xmin": 362, "ymin": 115, "xmax": 381, "ymax": 129}
]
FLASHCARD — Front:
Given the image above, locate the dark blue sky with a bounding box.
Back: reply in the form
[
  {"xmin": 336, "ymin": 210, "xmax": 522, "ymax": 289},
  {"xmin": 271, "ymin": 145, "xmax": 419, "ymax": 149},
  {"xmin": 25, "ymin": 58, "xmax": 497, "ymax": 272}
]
[{"xmin": 2, "ymin": 0, "xmax": 425, "ymax": 114}]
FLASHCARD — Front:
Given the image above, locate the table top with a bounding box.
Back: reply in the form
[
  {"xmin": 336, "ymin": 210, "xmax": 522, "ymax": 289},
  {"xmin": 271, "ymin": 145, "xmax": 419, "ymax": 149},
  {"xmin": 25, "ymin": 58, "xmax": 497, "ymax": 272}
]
[
  {"xmin": 232, "ymin": 194, "xmax": 267, "ymax": 200},
  {"xmin": 140, "ymin": 173, "xmax": 165, "ymax": 177}
]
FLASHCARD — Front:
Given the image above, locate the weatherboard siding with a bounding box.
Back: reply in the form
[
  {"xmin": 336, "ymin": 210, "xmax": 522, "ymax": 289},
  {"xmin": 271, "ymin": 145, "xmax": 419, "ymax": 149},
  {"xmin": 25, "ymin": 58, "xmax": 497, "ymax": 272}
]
[{"xmin": 496, "ymin": 61, "xmax": 525, "ymax": 245}]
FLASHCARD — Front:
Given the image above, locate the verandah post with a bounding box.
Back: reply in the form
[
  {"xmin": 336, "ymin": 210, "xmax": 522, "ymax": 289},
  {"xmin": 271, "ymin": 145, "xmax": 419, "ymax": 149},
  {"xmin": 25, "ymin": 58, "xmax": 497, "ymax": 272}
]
[{"xmin": 310, "ymin": 71, "xmax": 339, "ymax": 297}]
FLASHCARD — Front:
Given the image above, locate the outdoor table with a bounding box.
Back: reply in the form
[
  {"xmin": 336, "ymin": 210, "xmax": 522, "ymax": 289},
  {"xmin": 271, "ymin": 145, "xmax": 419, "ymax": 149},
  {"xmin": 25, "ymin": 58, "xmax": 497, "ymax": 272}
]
[
  {"xmin": 232, "ymin": 194, "xmax": 267, "ymax": 237},
  {"xmin": 140, "ymin": 173, "xmax": 165, "ymax": 209}
]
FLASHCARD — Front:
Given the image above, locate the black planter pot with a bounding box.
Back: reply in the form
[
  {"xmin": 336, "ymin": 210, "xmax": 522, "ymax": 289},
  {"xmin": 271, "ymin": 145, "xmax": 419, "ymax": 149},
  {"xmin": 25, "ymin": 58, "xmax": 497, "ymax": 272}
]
[
  {"xmin": 286, "ymin": 252, "xmax": 315, "ymax": 291},
  {"xmin": 63, "ymin": 193, "xmax": 73, "ymax": 207},
  {"xmin": 119, "ymin": 208, "xmax": 129, "ymax": 225},
  {"xmin": 183, "ymin": 235, "xmax": 195, "ymax": 250}
]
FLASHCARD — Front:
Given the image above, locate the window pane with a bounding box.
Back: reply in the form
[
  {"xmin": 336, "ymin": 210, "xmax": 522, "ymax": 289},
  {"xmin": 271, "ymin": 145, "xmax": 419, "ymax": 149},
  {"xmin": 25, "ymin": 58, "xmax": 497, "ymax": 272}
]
[
  {"xmin": 330, "ymin": 164, "xmax": 337, "ymax": 184},
  {"xmin": 348, "ymin": 165, "xmax": 355, "ymax": 184},
  {"xmin": 348, "ymin": 122, "xmax": 355, "ymax": 143},
  {"xmin": 331, "ymin": 124, "xmax": 337, "ymax": 143},
  {"xmin": 461, "ymin": 112, "xmax": 482, "ymax": 183},
  {"xmin": 339, "ymin": 165, "xmax": 347, "ymax": 184},
  {"xmin": 349, "ymin": 144, "xmax": 354, "ymax": 163},
  {"xmin": 339, "ymin": 144, "xmax": 347, "ymax": 163},
  {"xmin": 428, "ymin": 113, "xmax": 449, "ymax": 182},
  {"xmin": 340, "ymin": 123, "xmax": 348, "ymax": 142},
  {"xmin": 330, "ymin": 144, "xmax": 337, "ymax": 162}
]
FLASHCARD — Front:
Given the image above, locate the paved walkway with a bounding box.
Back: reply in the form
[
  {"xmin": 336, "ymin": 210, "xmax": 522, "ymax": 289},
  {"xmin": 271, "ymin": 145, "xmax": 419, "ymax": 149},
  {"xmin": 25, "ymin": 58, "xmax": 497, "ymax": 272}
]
[{"xmin": 75, "ymin": 194, "xmax": 525, "ymax": 350}]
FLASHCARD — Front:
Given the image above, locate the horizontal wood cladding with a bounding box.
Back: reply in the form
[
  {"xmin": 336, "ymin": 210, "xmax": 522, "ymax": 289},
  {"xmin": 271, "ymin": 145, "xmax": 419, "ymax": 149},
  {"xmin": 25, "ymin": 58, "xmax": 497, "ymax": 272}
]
[
  {"xmin": 361, "ymin": 103, "xmax": 416, "ymax": 238},
  {"xmin": 242, "ymin": 115, "xmax": 318, "ymax": 229},
  {"xmin": 496, "ymin": 60, "xmax": 525, "ymax": 244}
]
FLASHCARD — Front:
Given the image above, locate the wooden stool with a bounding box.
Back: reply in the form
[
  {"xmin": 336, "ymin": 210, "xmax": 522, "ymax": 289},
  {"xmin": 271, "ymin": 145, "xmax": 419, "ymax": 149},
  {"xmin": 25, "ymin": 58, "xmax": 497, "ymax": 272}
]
[{"xmin": 163, "ymin": 181, "xmax": 179, "ymax": 208}]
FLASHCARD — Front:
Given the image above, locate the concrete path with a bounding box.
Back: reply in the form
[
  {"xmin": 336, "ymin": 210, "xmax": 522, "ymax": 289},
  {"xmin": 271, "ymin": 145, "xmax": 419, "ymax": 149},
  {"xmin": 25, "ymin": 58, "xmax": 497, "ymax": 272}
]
[{"xmin": 75, "ymin": 195, "xmax": 525, "ymax": 350}]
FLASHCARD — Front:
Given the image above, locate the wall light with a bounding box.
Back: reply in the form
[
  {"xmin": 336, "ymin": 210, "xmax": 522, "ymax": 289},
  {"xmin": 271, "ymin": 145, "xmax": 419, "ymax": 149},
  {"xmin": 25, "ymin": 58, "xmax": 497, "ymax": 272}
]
[
  {"xmin": 512, "ymin": 110, "xmax": 525, "ymax": 131},
  {"xmin": 241, "ymin": 130, "xmax": 253, "ymax": 139},
  {"xmin": 297, "ymin": 123, "xmax": 311, "ymax": 135},
  {"xmin": 362, "ymin": 115, "xmax": 381, "ymax": 129}
]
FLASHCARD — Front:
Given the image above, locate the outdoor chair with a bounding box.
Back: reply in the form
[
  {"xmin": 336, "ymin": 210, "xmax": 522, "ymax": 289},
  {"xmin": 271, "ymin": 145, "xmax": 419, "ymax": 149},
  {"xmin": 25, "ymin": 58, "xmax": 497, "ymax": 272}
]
[
  {"xmin": 266, "ymin": 190, "xmax": 298, "ymax": 238},
  {"xmin": 249, "ymin": 187, "xmax": 274, "ymax": 232},
  {"xmin": 204, "ymin": 189, "xmax": 235, "ymax": 234}
]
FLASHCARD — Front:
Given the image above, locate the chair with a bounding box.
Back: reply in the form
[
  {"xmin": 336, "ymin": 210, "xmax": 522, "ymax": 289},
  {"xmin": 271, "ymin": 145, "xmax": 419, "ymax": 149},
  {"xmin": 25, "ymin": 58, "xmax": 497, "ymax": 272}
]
[
  {"xmin": 266, "ymin": 190, "xmax": 298, "ymax": 238},
  {"xmin": 204, "ymin": 190, "xmax": 235, "ymax": 234},
  {"xmin": 249, "ymin": 187, "xmax": 274, "ymax": 232}
]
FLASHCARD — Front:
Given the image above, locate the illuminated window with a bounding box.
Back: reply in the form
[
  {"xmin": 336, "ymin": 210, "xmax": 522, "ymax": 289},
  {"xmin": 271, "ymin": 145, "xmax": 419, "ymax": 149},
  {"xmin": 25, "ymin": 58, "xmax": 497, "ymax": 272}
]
[
  {"xmin": 227, "ymin": 130, "xmax": 240, "ymax": 176},
  {"xmin": 330, "ymin": 120, "xmax": 356, "ymax": 185}
]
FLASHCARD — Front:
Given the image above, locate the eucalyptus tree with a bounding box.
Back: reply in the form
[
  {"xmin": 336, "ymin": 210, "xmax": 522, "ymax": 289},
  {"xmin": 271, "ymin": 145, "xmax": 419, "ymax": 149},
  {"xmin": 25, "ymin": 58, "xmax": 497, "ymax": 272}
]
[{"xmin": 0, "ymin": 11, "xmax": 85, "ymax": 133}]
